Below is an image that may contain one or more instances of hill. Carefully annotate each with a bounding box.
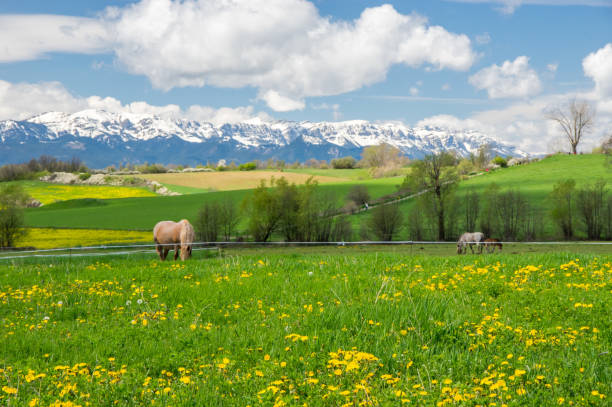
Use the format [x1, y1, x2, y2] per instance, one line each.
[352, 154, 610, 239]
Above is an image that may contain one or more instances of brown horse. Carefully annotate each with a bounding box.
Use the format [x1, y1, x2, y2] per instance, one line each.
[153, 220, 195, 261]
[484, 238, 503, 253]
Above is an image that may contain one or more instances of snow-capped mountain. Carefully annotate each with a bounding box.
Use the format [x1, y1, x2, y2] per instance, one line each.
[0, 109, 526, 167]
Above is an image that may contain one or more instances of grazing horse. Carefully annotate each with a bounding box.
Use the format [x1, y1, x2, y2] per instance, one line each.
[457, 232, 485, 254]
[484, 238, 503, 253]
[153, 220, 195, 261]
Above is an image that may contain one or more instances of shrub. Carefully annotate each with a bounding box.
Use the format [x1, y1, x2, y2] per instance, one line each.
[346, 185, 370, 206]
[331, 156, 356, 169]
[79, 172, 91, 181]
[492, 156, 508, 168]
[367, 203, 403, 241]
[239, 162, 257, 171]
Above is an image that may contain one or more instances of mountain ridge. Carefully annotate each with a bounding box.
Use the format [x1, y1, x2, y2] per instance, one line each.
[0, 109, 527, 167]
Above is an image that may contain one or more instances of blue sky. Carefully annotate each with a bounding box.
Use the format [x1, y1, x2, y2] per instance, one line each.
[0, 0, 611, 153]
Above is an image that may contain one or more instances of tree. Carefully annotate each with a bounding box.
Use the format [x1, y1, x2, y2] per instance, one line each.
[195, 202, 221, 242]
[404, 152, 458, 240]
[463, 189, 480, 233]
[367, 203, 403, 241]
[331, 156, 356, 169]
[479, 183, 500, 238]
[549, 179, 576, 239]
[346, 185, 370, 206]
[494, 189, 528, 241]
[547, 99, 595, 154]
[218, 199, 240, 241]
[360, 143, 402, 168]
[576, 179, 607, 240]
[0, 184, 28, 248]
[242, 178, 284, 241]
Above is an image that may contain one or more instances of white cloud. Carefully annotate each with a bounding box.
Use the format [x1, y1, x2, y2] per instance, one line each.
[103, 0, 475, 111]
[0, 79, 269, 124]
[583, 43, 612, 97]
[0, 15, 110, 62]
[469, 56, 542, 99]
[0, 1, 476, 112]
[441, 83, 452, 91]
[546, 63, 558, 73]
[409, 87, 420, 96]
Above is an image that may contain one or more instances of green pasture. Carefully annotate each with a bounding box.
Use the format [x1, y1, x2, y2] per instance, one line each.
[24, 179, 402, 230]
[4, 180, 155, 204]
[0, 252, 609, 406]
[459, 154, 609, 200]
[352, 154, 611, 239]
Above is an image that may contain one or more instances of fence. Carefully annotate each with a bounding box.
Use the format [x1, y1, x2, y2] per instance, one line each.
[0, 240, 610, 260]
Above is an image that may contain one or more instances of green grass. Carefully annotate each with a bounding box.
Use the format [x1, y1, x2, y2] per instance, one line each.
[353, 154, 611, 239]
[24, 179, 403, 230]
[459, 154, 609, 201]
[0, 252, 609, 406]
[5, 180, 156, 204]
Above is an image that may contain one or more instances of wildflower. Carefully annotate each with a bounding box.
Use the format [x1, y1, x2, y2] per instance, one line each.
[126, 300, 131, 306]
[137, 299, 144, 305]
[2, 386, 17, 395]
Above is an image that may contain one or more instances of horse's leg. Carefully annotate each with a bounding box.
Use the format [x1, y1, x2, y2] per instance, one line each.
[162, 248, 169, 261]
[156, 244, 163, 260]
[174, 245, 179, 261]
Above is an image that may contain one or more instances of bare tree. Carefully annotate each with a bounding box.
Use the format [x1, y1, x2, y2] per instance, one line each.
[547, 99, 595, 155]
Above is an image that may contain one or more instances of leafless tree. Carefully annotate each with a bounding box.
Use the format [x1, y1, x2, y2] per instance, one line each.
[547, 99, 595, 155]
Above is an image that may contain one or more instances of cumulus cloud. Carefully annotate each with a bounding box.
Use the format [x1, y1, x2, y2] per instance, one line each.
[583, 43, 612, 97]
[105, 0, 476, 111]
[0, 79, 268, 124]
[0, 15, 110, 62]
[469, 56, 542, 99]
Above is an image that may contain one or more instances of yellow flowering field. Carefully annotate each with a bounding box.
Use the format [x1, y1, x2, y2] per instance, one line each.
[20, 228, 151, 249]
[21, 181, 155, 205]
[0, 253, 610, 406]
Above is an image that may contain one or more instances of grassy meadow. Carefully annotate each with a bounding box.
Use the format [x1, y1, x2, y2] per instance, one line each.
[23, 177, 403, 231]
[18, 228, 151, 250]
[8, 181, 156, 205]
[0, 252, 610, 406]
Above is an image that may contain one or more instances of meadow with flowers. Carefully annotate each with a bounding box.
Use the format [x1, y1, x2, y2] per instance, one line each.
[1, 251, 610, 406]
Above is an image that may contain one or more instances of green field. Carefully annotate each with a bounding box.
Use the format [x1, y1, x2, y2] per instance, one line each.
[24, 178, 403, 231]
[5, 180, 156, 204]
[13, 154, 612, 242]
[0, 252, 610, 406]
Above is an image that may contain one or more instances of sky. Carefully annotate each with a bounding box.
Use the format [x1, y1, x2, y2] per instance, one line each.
[0, 0, 611, 154]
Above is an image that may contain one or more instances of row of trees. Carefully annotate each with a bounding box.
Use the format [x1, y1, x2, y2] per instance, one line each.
[0, 155, 87, 181]
[194, 178, 353, 243]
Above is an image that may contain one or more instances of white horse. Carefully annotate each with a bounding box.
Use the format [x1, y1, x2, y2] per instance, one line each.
[153, 220, 195, 261]
[457, 232, 485, 254]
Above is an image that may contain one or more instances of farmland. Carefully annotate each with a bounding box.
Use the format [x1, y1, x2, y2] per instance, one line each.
[18, 228, 151, 250]
[139, 170, 353, 192]
[7, 181, 156, 205]
[0, 252, 610, 406]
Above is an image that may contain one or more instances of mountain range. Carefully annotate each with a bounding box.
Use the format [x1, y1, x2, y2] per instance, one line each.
[0, 109, 526, 168]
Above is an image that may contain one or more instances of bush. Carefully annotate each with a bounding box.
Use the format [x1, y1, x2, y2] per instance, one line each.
[79, 172, 91, 181]
[367, 203, 403, 241]
[239, 162, 257, 171]
[346, 185, 370, 206]
[492, 156, 508, 168]
[331, 156, 356, 169]
[137, 164, 167, 174]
